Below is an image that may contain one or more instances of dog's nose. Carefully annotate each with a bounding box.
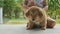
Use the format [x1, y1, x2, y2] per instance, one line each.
[32, 19, 35, 21]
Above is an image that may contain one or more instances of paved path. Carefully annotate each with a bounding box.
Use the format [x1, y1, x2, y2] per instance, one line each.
[0, 24, 60, 34]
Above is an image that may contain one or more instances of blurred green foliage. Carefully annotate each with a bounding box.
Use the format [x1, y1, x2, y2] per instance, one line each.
[0, 0, 3, 7]
[0, 0, 60, 24]
[3, 0, 23, 18]
[46, 0, 60, 19]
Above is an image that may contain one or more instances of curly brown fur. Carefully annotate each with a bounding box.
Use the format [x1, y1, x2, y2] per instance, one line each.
[25, 6, 47, 30]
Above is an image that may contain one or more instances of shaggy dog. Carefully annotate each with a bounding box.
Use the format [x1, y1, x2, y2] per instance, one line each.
[25, 6, 47, 30]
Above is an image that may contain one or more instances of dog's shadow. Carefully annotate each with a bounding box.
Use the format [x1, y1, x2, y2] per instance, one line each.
[26, 27, 54, 31]
[27, 28, 44, 31]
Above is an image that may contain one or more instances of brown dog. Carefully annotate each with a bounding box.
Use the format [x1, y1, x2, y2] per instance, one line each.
[25, 6, 47, 30]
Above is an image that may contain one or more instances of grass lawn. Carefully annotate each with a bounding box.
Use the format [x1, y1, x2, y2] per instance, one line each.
[5, 20, 28, 24]
[3, 17, 28, 24]
[56, 19, 60, 24]
[3, 17, 60, 24]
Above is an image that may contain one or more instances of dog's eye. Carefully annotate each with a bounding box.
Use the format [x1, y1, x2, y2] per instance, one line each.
[37, 13, 40, 15]
[30, 13, 32, 15]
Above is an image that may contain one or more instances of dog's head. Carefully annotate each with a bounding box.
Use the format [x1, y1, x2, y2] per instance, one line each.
[25, 6, 44, 22]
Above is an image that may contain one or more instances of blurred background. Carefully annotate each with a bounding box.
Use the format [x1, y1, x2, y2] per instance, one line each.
[0, 0, 60, 24]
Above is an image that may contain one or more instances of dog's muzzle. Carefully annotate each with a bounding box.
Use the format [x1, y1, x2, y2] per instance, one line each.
[32, 20, 41, 25]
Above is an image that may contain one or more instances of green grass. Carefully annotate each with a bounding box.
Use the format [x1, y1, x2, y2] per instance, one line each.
[3, 17, 28, 24]
[56, 19, 60, 24]
[4, 19, 60, 24]
[3, 17, 60, 24]
[5, 20, 27, 24]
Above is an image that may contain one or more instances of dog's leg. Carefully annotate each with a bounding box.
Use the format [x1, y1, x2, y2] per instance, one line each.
[27, 21, 34, 30]
[41, 21, 47, 30]
[26, 23, 28, 27]
[41, 18, 47, 30]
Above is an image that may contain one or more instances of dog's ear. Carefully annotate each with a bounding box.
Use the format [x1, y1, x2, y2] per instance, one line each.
[25, 8, 32, 17]
[25, 11, 30, 17]
[36, 8, 43, 17]
[39, 11, 43, 17]
[39, 8, 46, 17]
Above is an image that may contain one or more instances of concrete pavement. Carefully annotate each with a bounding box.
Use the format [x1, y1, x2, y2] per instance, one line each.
[0, 24, 60, 34]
